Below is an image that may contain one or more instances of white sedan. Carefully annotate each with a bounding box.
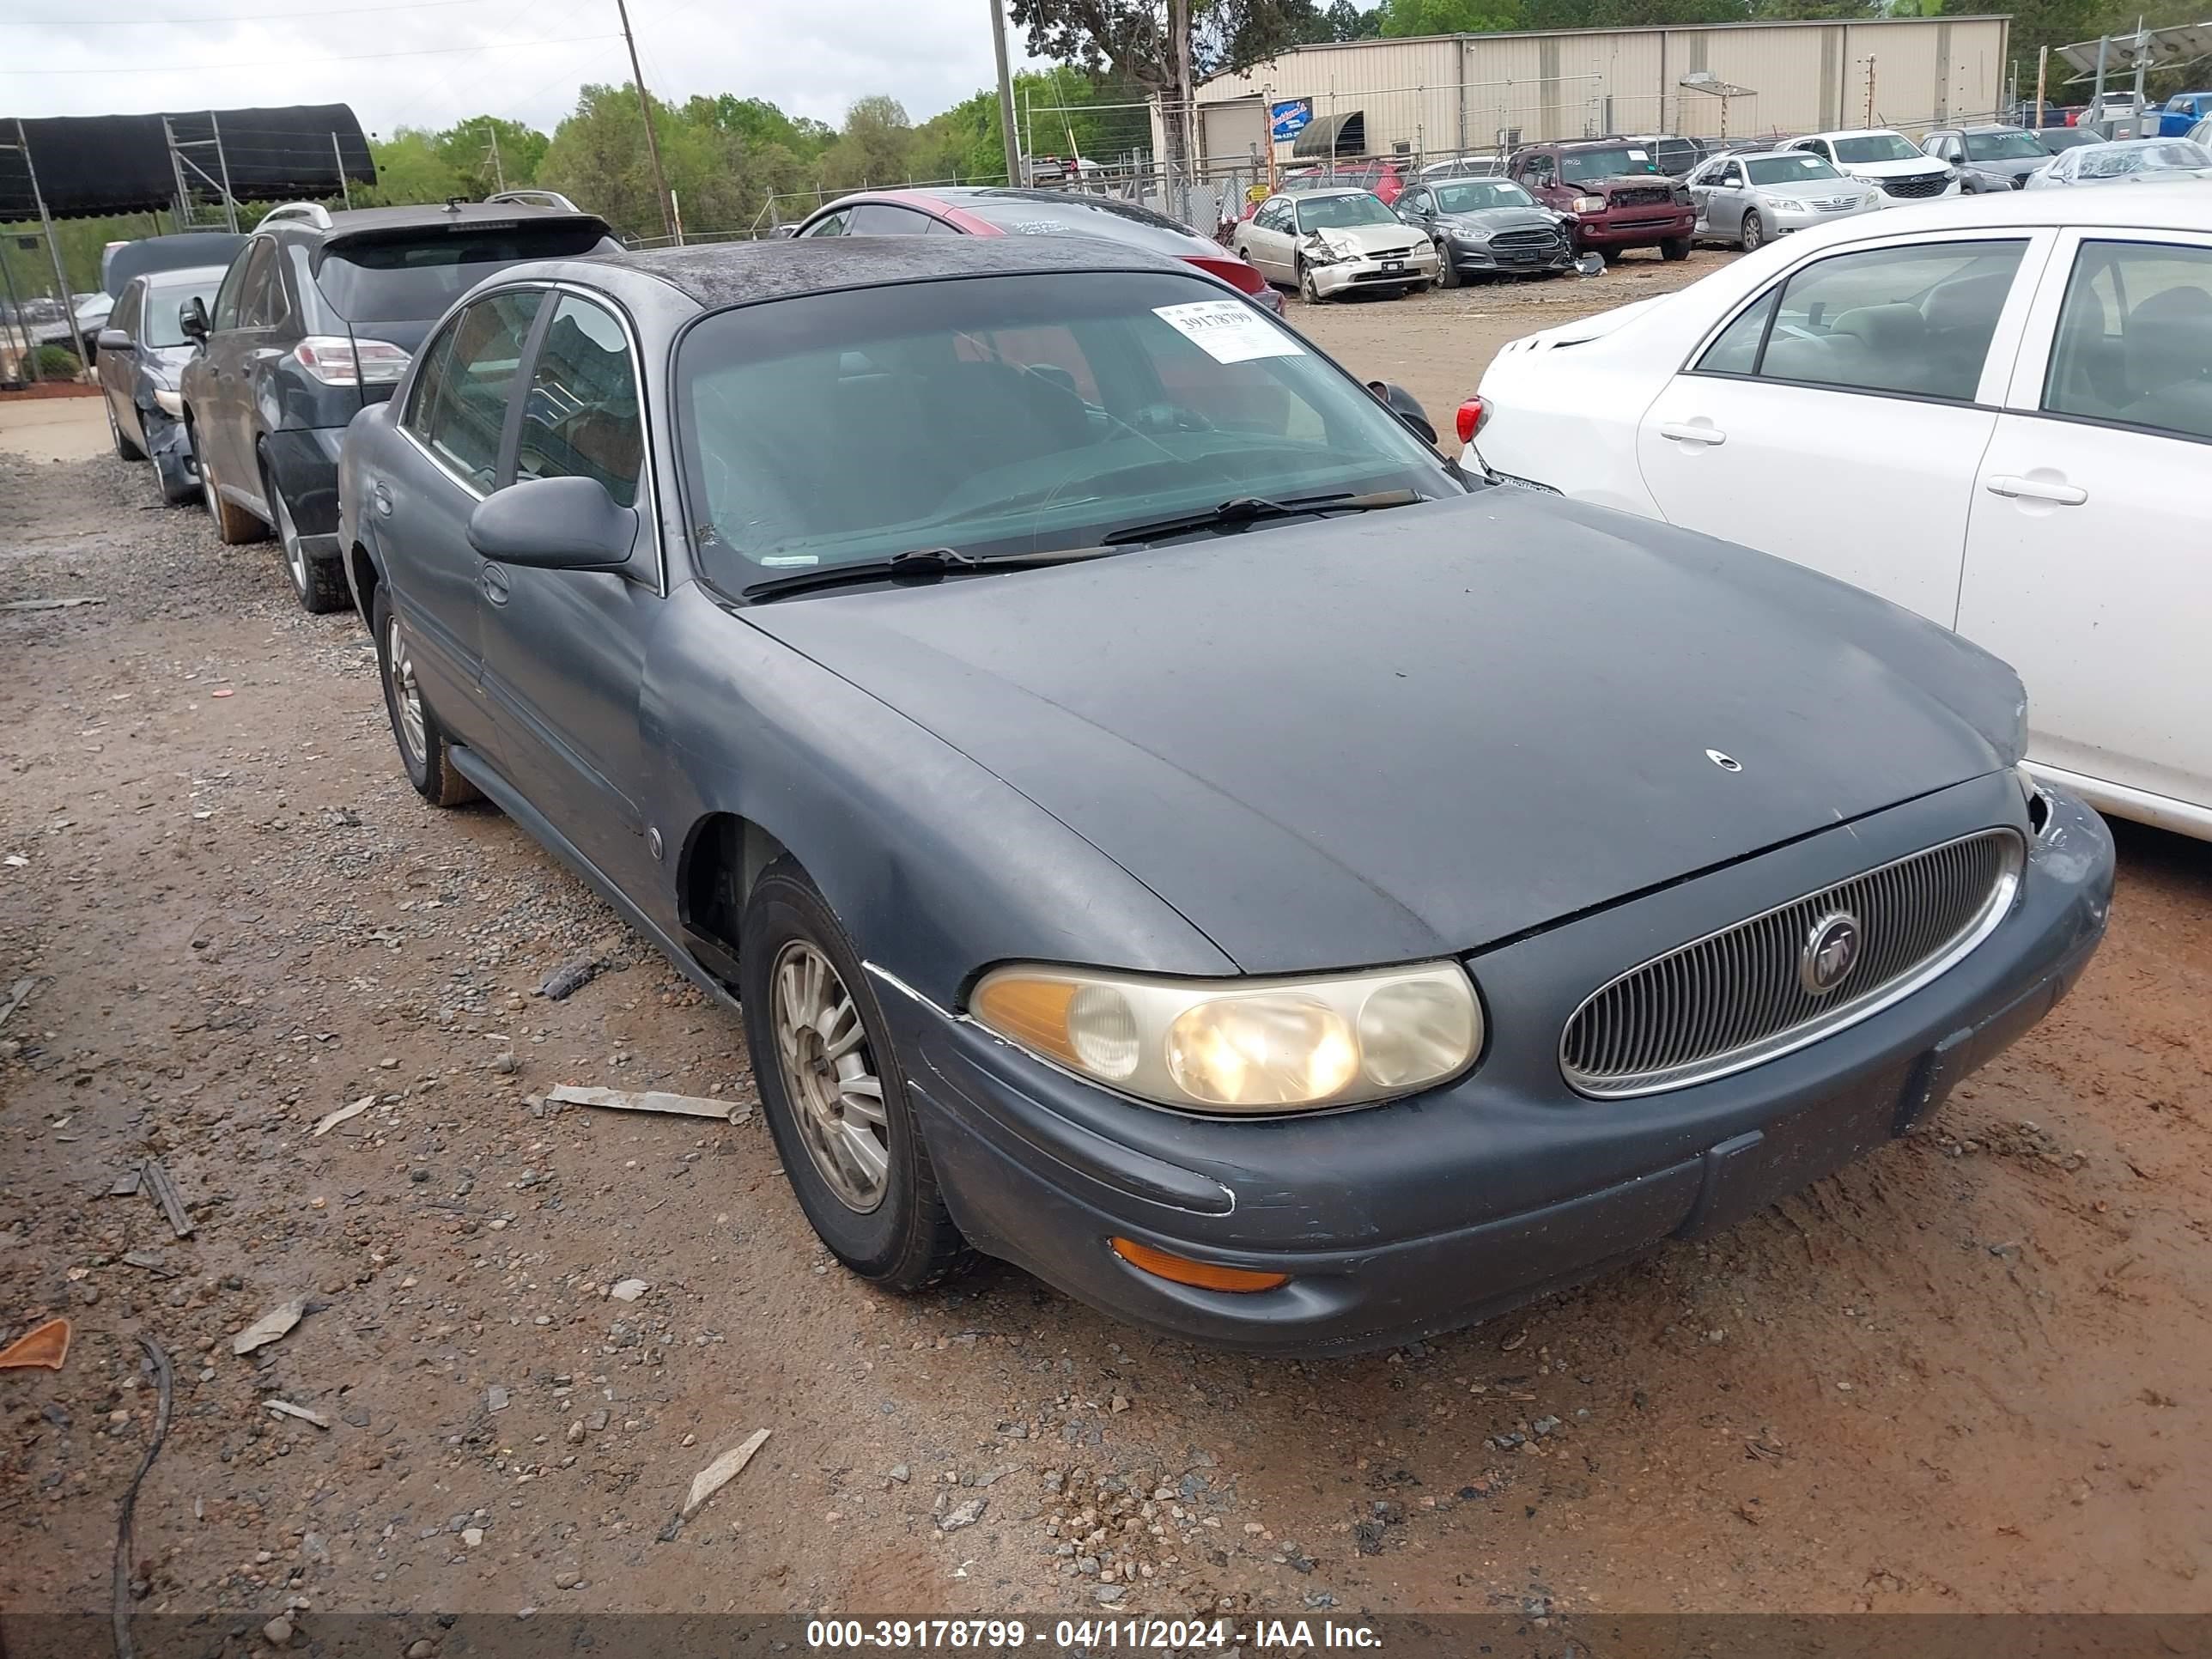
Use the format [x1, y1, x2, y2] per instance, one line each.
[1474, 185, 2212, 839]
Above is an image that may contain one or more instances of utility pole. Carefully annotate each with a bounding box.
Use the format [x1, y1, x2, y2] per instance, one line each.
[988, 0, 1021, 185]
[483, 121, 506, 194]
[613, 0, 677, 240]
[2033, 45, 2048, 125]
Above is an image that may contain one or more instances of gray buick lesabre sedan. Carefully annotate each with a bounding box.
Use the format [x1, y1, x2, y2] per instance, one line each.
[336, 235, 2112, 1354]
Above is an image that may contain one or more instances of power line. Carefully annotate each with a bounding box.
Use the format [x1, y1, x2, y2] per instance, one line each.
[2, 0, 491, 25]
[1, 32, 623, 73]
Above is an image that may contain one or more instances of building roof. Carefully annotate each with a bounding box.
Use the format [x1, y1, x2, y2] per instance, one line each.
[591, 234, 1187, 310]
[1217, 13, 2010, 59]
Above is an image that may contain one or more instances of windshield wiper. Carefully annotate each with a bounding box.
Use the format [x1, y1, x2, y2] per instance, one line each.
[740, 544, 1118, 602]
[1102, 489, 1423, 546]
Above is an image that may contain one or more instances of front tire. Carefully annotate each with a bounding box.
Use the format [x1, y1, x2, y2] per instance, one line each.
[1740, 212, 1765, 253]
[107, 398, 145, 463]
[740, 860, 974, 1292]
[1297, 259, 1326, 305]
[145, 414, 199, 506]
[372, 583, 480, 808]
[1661, 236, 1692, 262]
[1436, 243, 1460, 289]
[196, 433, 268, 546]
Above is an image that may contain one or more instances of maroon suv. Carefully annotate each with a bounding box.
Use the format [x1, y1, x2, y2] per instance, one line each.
[1507, 140, 1695, 261]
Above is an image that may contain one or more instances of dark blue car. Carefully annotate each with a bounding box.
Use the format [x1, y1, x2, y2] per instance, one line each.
[335, 235, 2112, 1354]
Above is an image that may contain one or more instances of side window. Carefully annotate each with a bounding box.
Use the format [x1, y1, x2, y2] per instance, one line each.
[1696, 240, 2027, 402]
[210, 246, 255, 331]
[847, 203, 935, 235]
[515, 295, 643, 507]
[1719, 164, 1743, 186]
[418, 288, 546, 490]
[112, 283, 141, 339]
[401, 319, 459, 439]
[1698, 290, 1778, 375]
[2044, 239, 2212, 442]
[802, 211, 850, 237]
[234, 240, 280, 330]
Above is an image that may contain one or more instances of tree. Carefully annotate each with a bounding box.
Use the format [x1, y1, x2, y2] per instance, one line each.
[818, 97, 921, 189]
[1322, 0, 1385, 36]
[362, 129, 466, 206]
[1376, 0, 1520, 32]
[432, 117, 550, 196]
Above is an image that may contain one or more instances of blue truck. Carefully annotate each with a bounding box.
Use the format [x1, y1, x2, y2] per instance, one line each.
[2157, 91, 2212, 135]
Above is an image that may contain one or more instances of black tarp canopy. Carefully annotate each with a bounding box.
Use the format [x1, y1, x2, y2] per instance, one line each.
[1, 104, 375, 220]
[1291, 111, 1367, 160]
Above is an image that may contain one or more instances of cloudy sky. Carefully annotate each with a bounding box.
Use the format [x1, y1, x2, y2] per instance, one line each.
[0, 0, 1044, 137]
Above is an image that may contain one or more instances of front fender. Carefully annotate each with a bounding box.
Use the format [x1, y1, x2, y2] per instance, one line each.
[641, 582, 1234, 1010]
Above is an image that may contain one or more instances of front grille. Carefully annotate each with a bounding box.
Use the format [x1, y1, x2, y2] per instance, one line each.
[1610, 185, 1673, 208]
[1559, 829, 2023, 1097]
[1613, 216, 1678, 232]
[1881, 173, 1948, 198]
[1808, 197, 1861, 211]
[1493, 228, 1564, 252]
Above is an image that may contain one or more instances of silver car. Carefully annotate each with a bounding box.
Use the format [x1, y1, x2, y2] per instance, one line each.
[1232, 187, 1439, 303]
[93, 264, 226, 505]
[2025, 137, 2212, 188]
[1686, 149, 1883, 252]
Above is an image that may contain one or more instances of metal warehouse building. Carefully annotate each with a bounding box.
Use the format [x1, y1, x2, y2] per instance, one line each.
[1164, 16, 2012, 169]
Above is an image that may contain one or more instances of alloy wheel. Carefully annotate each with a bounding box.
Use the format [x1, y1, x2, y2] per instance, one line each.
[1741, 213, 1764, 253]
[271, 478, 307, 595]
[386, 616, 426, 766]
[770, 940, 890, 1213]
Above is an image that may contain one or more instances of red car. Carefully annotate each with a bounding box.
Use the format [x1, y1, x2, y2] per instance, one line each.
[787, 187, 1281, 313]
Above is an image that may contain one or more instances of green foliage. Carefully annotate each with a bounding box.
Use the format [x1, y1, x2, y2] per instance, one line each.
[362, 129, 467, 206]
[31, 343, 84, 378]
[1377, 0, 1521, 33]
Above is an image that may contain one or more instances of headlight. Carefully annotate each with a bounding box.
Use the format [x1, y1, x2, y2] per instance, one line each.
[1448, 226, 1490, 246]
[154, 387, 184, 417]
[1304, 235, 1355, 265]
[1571, 194, 1604, 213]
[971, 960, 1482, 1114]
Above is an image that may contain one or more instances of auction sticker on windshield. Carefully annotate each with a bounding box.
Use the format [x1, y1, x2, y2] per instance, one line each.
[1153, 301, 1307, 365]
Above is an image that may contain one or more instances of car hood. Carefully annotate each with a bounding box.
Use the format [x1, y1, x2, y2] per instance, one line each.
[1437, 207, 1562, 235]
[1306, 222, 1425, 256]
[1832, 155, 1951, 179]
[742, 492, 2023, 974]
[1964, 155, 2050, 180]
[1584, 173, 1673, 194]
[1754, 178, 1877, 202]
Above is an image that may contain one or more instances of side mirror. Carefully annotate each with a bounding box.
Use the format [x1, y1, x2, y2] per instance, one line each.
[770, 223, 799, 240]
[180, 298, 210, 342]
[96, 328, 131, 353]
[1366, 380, 1436, 446]
[466, 475, 637, 570]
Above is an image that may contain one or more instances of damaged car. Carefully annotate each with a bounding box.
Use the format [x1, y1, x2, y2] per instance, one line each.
[338, 234, 2112, 1354]
[94, 264, 228, 505]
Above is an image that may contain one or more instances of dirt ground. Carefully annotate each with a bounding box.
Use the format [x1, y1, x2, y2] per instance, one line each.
[4, 258, 2212, 1641]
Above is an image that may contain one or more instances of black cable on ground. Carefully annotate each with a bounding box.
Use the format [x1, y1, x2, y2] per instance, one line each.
[110, 1334, 173, 1659]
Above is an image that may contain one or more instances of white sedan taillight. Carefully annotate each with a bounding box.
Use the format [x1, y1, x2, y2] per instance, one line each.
[294, 336, 410, 386]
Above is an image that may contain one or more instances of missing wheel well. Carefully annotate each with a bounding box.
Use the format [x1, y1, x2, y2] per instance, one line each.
[678, 815, 787, 986]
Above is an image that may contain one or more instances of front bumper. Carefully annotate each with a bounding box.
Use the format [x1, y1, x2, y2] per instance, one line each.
[881, 775, 2112, 1355]
[1308, 244, 1439, 296]
[1765, 198, 1887, 234]
[1443, 238, 1573, 276]
[1572, 210, 1695, 247]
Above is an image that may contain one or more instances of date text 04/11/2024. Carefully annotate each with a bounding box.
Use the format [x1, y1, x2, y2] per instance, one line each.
[804, 1617, 1384, 1650]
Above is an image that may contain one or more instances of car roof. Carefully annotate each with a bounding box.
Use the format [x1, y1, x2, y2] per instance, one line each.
[584, 234, 1191, 310]
[262, 202, 597, 238]
[133, 264, 231, 285]
[1800, 128, 1905, 140]
[1285, 186, 1376, 201]
[1960, 123, 2032, 133]
[1717, 149, 1810, 161]
[1784, 179, 2212, 242]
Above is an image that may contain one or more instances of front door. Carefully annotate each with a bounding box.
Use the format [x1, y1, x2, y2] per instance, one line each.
[1636, 231, 2045, 627]
[1237, 198, 1296, 282]
[1692, 161, 1748, 241]
[1958, 229, 2212, 824]
[99, 281, 143, 448]
[373, 286, 547, 750]
[198, 240, 269, 495]
[478, 290, 659, 887]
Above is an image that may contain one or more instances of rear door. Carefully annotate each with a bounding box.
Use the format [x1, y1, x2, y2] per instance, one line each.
[100, 280, 143, 445]
[202, 236, 276, 495]
[1958, 228, 2212, 825]
[477, 290, 659, 884]
[1634, 229, 2049, 626]
[374, 285, 548, 751]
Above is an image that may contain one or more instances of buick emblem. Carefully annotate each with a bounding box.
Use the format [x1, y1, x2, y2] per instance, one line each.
[1801, 911, 1862, 996]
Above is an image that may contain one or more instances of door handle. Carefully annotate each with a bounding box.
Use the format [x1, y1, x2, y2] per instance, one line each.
[1985, 473, 2087, 506]
[371, 479, 392, 518]
[1658, 422, 1727, 446]
[480, 562, 510, 605]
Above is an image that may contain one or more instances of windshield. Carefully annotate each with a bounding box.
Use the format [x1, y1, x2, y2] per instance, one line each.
[1964, 130, 2049, 161]
[1296, 193, 1396, 230]
[143, 274, 219, 347]
[313, 222, 611, 323]
[2080, 140, 2211, 176]
[675, 270, 1460, 590]
[1830, 132, 1924, 164]
[1559, 147, 1660, 182]
[2039, 129, 2097, 150]
[1432, 180, 1536, 212]
[1747, 155, 1841, 184]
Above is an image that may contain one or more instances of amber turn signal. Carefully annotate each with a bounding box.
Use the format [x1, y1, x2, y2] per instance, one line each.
[1109, 1237, 1290, 1293]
